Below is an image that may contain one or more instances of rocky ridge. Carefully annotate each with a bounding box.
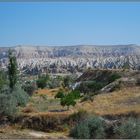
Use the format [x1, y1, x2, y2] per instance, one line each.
[0, 44, 140, 74]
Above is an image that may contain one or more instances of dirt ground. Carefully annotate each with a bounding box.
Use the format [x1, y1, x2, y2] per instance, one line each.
[0, 125, 69, 139]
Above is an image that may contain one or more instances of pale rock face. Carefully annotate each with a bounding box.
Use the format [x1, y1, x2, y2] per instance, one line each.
[0, 44, 140, 74]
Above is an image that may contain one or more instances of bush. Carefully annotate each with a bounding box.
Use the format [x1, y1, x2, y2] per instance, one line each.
[76, 81, 104, 94]
[0, 86, 17, 116]
[0, 84, 29, 116]
[68, 110, 88, 126]
[0, 93, 17, 116]
[62, 76, 71, 88]
[36, 74, 49, 89]
[48, 78, 62, 89]
[70, 119, 90, 139]
[70, 90, 81, 99]
[88, 116, 105, 139]
[114, 118, 140, 139]
[70, 116, 105, 139]
[22, 81, 36, 96]
[108, 73, 121, 83]
[12, 85, 29, 107]
[55, 91, 65, 99]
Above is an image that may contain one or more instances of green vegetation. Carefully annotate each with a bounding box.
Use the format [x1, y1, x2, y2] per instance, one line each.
[55, 91, 65, 99]
[8, 49, 18, 90]
[0, 71, 7, 90]
[63, 76, 71, 88]
[55, 90, 81, 110]
[12, 84, 29, 107]
[76, 72, 121, 94]
[0, 50, 29, 116]
[22, 81, 36, 96]
[114, 118, 140, 139]
[0, 84, 29, 116]
[36, 74, 49, 89]
[61, 90, 81, 110]
[0, 86, 17, 116]
[76, 81, 105, 94]
[108, 73, 121, 83]
[70, 116, 105, 139]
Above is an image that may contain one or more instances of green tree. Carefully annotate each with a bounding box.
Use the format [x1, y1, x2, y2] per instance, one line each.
[0, 50, 29, 117]
[60, 90, 80, 110]
[8, 49, 18, 90]
[60, 95, 76, 110]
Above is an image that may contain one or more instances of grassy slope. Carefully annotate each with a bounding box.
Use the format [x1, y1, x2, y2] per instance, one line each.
[76, 86, 140, 116]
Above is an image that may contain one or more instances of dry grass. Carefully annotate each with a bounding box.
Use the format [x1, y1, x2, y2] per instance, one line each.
[35, 88, 60, 98]
[17, 111, 73, 132]
[75, 86, 140, 116]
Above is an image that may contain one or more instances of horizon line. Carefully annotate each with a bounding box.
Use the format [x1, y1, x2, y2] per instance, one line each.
[0, 43, 138, 48]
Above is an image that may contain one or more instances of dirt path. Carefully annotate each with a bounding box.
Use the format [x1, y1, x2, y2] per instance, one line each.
[0, 125, 69, 139]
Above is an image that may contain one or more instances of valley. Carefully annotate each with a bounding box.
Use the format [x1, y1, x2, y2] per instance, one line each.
[0, 46, 140, 139]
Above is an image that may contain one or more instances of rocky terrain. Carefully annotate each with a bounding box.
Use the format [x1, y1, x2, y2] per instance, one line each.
[0, 44, 140, 74]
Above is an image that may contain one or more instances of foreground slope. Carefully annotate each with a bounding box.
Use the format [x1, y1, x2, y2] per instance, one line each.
[75, 69, 140, 116]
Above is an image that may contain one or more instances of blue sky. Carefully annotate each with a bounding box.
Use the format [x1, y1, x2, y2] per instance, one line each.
[0, 2, 140, 47]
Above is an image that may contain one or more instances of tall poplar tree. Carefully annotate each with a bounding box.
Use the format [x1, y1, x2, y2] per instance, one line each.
[8, 49, 18, 90]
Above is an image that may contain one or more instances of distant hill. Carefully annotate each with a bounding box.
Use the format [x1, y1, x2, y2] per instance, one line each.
[0, 44, 140, 74]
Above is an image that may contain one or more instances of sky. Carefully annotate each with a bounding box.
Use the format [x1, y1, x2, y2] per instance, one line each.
[0, 2, 140, 47]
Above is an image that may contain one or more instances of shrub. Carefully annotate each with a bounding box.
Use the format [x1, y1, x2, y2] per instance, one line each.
[70, 119, 90, 139]
[22, 81, 36, 96]
[88, 116, 105, 139]
[70, 116, 105, 139]
[108, 73, 121, 83]
[55, 91, 65, 99]
[114, 118, 140, 139]
[68, 110, 88, 126]
[48, 78, 62, 89]
[62, 76, 71, 88]
[36, 74, 49, 89]
[0, 84, 29, 116]
[12, 85, 29, 107]
[87, 81, 104, 92]
[0, 86, 17, 116]
[0, 94, 17, 116]
[70, 90, 81, 99]
[76, 81, 104, 94]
